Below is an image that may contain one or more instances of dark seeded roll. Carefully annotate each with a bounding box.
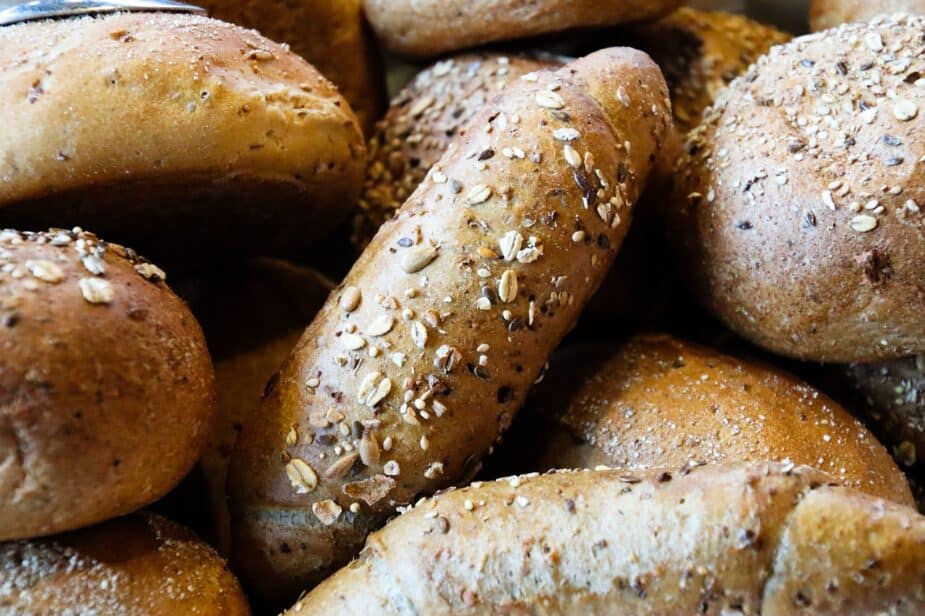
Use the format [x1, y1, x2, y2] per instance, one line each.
[671, 14, 925, 362]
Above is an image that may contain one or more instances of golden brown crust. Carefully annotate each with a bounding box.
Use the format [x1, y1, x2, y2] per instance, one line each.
[198, 0, 384, 134]
[0, 228, 213, 541]
[671, 15, 925, 362]
[0, 13, 365, 255]
[525, 335, 913, 506]
[228, 48, 672, 601]
[362, 0, 686, 58]
[830, 355, 925, 468]
[188, 260, 334, 554]
[810, 0, 925, 31]
[627, 8, 791, 133]
[288, 463, 925, 615]
[0, 512, 250, 614]
[354, 53, 566, 250]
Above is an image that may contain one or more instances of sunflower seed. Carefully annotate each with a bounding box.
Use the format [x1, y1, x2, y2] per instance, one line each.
[359, 431, 381, 466]
[563, 145, 582, 169]
[616, 86, 631, 107]
[411, 321, 428, 348]
[553, 128, 580, 141]
[325, 452, 359, 478]
[535, 91, 565, 109]
[340, 286, 361, 312]
[401, 245, 439, 273]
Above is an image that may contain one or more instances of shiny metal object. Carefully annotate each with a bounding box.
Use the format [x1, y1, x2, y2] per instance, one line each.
[0, 0, 206, 26]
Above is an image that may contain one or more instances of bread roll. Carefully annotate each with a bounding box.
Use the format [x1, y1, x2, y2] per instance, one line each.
[520, 335, 912, 505]
[0, 228, 213, 540]
[0, 512, 249, 614]
[197, 0, 384, 134]
[289, 463, 925, 614]
[0, 13, 365, 257]
[810, 0, 925, 31]
[829, 355, 925, 468]
[671, 14, 925, 362]
[228, 48, 672, 601]
[355, 53, 565, 250]
[627, 8, 791, 133]
[188, 259, 334, 554]
[363, 0, 685, 58]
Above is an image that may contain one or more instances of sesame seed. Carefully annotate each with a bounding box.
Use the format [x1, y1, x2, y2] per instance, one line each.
[339, 288, 361, 312]
[476, 297, 492, 311]
[383, 460, 400, 476]
[571, 231, 586, 243]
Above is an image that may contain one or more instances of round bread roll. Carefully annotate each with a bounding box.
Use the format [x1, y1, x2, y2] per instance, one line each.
[188, 259, 334, 554]
[829, 355, 925, 468]
[810, 0, 925, 31]
[197, 0, 384, 134]
[0, 512, 250, 614]
[0, 13, 365, 257]
[515, 335, 913, 506]
[363, 0, 686, 58]
[0, 228, 214, 540]
[354, 53, 565, 250]
[290, 463, 925, 615]
[626, 8, 791, 133]
[671, 14, 925, 362]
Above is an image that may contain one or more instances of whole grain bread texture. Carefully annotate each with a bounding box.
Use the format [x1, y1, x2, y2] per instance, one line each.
[828, 354, 925, 469]
[0, 228, 214, 541]
[197, 0, 384, 134]
[518, 334, 913, 505]
[289, 462, 925, 615]
[626, 8, 791, 133]
[810, 0, 925, 31]
[227, 48, 672, 601]
[671, 14, 925, 362]
[363, 0, 686, 58]
[354, 53, 566, 250]
[0, 512, 250, 614]
[0, 13, 365, 258]
[187, 259, 334, 554]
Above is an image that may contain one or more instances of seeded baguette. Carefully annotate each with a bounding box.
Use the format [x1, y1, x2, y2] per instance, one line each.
[0, 228, 213, 541]
[355, 53, 566, 250]
[518, 335, 913, 505]
[363, 0, 685, 58]
[0, 512, 250, 614]
[198, 0, 384, 134]
[228, 48, 672, 600]
[671, 14, 925, 362]
[188, 259, 334, 554]
[288, 462, 925, 615]
[0, 13, 365, 256]
[810, 0, 925, 31]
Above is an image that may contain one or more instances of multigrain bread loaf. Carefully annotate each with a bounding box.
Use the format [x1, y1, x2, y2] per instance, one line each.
[363, 0, 686, 58]
[289, 462, 925, 615]
[228, 48, 672, 601]
[197, 0, 384, 134]
[671, 14, 925, 362]
[0, 512, 250, 614]
[0, 228, 213, 541]
[626, 8, 791, 133]
[828, 355, 925, 468]
[354, 53, 566, 250]
[0, 13, 365, 257]
[187, 259, 334, 554]
[810, 0, 925, 31]
[518, 335, 913, 505]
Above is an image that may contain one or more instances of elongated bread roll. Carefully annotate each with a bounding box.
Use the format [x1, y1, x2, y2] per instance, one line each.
[228, 48, 672, 600]
[519, 335, 913, 505]
[289, 463, 925, 615]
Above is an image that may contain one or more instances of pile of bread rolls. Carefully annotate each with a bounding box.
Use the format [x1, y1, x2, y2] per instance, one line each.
[2, 0, 925, 613]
